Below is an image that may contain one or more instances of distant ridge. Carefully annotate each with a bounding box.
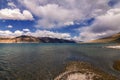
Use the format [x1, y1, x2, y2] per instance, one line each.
[90, 32, 120, 43]
[0, 35, 75, 43]
[14, 35, 40, 43]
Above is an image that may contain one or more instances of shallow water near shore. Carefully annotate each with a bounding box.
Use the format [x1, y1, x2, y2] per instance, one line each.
[0, 43, 120, 80]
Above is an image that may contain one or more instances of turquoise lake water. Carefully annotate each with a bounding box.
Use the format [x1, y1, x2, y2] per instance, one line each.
[0, 43, 120, 80]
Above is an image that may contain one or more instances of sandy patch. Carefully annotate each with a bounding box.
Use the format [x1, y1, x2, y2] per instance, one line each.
[66, 73, 94, 80]
[106, 46, 120, 49]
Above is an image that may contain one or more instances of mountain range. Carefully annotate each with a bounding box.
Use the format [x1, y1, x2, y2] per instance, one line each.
[0, 35, 75, 43]
[1, 32, 120, 43]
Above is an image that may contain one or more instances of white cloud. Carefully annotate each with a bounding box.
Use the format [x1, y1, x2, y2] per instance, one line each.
[8, 2, 16, 8]
[77, 8, 120, 41]
[23, 29, 30, 32]
[0, 30, 13, 38]
[18, 0, 110, 29]
[14, 30, 24, 36]
[7, 25, 13, 28]
[0, 8, 34, 20]
[26, 30, 71, 39]
[0, 30, 71, 40]
[33, 4, 80, 28]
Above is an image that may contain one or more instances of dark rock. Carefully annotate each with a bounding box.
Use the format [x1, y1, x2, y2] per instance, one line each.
[113, 60, 120, 72]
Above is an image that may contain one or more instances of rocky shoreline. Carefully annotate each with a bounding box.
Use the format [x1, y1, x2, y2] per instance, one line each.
[54, 61, 118, 80]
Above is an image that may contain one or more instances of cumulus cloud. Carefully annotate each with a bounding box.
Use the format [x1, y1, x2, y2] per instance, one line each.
[0, 8, 34, 20]
[14, 30, 24, 36]
[31, 4, 80, 29]
[0, 30, 71, 40]
[77, 8, 120, 41]
[0, 30, 13, 38]
[18, 0, 110, 29]
[26, 30, 71, 39]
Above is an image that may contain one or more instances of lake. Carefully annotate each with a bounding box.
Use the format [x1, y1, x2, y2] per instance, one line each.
[0, 43, 120, 80]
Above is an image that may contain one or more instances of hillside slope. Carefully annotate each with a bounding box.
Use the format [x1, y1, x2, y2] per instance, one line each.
[90, 33, 120, 43]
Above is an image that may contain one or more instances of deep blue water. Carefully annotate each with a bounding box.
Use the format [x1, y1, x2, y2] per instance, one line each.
[0, 43, 120, 80]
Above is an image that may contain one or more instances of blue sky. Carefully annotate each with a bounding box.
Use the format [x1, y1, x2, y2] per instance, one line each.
[0, 0, 120, 41]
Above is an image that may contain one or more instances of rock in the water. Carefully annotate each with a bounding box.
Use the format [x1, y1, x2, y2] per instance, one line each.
[54, 61, 117, 80]
[113, 60, 120, 72]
